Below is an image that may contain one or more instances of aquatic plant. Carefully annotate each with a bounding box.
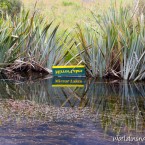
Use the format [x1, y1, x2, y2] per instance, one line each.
[0, 4, 144, 81]
[0, 10, 73, 74]
[74, 5, 145, 80]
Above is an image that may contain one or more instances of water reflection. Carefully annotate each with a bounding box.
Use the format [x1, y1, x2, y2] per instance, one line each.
[0, 77, 144, 144]
[52, 77, 86, 87]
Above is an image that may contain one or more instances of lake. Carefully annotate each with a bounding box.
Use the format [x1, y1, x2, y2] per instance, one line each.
[0, 77, 144, 145]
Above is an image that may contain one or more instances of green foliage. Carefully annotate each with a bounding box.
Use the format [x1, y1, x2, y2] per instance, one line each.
[62, 1, 74, 6]
[0, 0, 22, 16]
[0, 10, 73, 69]
[74, 5, 145, 81]
[0, 4, 144, 81]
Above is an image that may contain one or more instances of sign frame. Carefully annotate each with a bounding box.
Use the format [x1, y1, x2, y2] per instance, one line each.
[52, 65, 86, 77]
[52, 77, 86, 87]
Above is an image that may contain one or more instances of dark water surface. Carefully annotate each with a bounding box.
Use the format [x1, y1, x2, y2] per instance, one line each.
[0, 77, 144, 145]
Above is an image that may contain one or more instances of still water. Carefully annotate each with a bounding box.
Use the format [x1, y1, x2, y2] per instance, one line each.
[0, 77, 144, 145]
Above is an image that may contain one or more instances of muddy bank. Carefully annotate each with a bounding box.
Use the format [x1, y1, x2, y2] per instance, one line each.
[0, 100, 95, 124]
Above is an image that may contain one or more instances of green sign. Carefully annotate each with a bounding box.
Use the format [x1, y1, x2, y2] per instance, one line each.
[52, 65, 85, 77]
[52, 77, 86, 87]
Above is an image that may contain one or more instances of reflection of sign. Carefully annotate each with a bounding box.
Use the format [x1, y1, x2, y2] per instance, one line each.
[52, 66, 85, 77]
[52, 77, 86, 87]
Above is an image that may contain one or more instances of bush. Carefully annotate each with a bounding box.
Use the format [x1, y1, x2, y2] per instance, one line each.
[0, 0, 22, 16]
[62, 1, 74, 6]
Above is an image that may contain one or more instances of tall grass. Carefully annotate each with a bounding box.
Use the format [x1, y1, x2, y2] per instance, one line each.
[74, 5, 145, 81]
[0, 10, 73, 70]
[0, 4, 144, 81]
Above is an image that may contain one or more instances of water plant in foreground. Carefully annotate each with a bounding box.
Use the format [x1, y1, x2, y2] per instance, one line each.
[0, 5, 144, 81]
[0, 10, 74, 75]
[74, 5, 145, 81]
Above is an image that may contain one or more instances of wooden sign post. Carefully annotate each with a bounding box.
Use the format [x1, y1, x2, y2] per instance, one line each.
[52, 65, 85, 77]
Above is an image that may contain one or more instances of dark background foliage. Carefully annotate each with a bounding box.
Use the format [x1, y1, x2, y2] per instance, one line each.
[0, 0, 22, 17]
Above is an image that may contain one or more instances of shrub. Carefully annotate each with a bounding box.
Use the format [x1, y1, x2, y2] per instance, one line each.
[62, 1, 74, 6]
[0, 0, 22, 17]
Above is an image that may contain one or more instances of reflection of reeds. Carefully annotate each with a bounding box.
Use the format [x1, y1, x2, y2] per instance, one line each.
[92, 82, 145, 135]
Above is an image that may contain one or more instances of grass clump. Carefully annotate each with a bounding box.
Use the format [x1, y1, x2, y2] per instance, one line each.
[0, 10, 73, 73]
[74, 5, 145, 81]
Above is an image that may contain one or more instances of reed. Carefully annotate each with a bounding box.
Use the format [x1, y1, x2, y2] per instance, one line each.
[0, 10, 73, 73]
[0, 4, 144, 81]
[75, 5, 145, 80]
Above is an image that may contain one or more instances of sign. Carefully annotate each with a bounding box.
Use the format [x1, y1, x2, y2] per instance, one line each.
[52, 65, 85, 77]
[52, 77, 86, 87]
